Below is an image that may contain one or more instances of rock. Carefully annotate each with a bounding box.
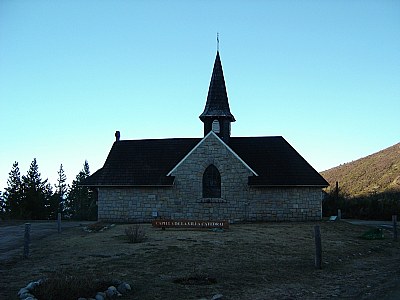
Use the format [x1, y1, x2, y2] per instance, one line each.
[111, 279, 122, 286]
[95, 292, 106, 300]
[117, 282, 131, 294]
[18, 288, 29, 296]
[26, 281, 40, 291]
[211, 294, 223, 300]
[19, 292, 35, 299]
[105, 286, 119, 298]
[19, 293, 35, 300]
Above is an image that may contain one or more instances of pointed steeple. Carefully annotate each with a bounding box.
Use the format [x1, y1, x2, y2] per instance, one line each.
[199, 51, 235, 122]
[199, 51, 235, 143]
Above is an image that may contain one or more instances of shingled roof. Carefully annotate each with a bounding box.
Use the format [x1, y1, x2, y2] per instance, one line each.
[83, 136, 328, 187]
[199, 51, 235, 122]
[230, 137, 328, 186]
[84, 138, 200, 186]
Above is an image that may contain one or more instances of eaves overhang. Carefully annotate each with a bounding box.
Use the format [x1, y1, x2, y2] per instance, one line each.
[81, 184, 175, 188]
[248, 184, 329, 188]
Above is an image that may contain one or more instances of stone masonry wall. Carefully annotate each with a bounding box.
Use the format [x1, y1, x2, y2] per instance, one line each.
[97, 134, 323, 222]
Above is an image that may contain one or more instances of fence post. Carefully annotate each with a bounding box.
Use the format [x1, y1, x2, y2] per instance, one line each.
[57, 213, 62, 233]
[314, 225, 322, 269]
[393, 215, 398, 241]
[23, 223, 31, 259]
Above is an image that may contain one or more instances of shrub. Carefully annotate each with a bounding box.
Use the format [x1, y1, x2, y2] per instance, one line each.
[84, 221, 113, 232]
[32, 270, 112, 300]
[124, 224, 147, 243]
[323, 191, 400, 220]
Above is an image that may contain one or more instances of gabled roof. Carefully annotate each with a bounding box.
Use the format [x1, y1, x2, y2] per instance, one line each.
[230, 137, 328, 187]
[167, 131, 258, 176]
[83, 138, 200, 187]
[83, 136, 328, 187]
[199, 51, 235, 122]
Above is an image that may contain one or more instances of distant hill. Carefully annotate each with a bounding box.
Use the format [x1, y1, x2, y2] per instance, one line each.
[321, 143, 400, 198]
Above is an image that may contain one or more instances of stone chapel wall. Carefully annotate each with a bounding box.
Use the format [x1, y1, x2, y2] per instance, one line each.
[97, 134, 322, 222]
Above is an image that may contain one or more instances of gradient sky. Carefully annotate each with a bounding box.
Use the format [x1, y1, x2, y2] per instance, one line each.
[1, 0, 399, 189]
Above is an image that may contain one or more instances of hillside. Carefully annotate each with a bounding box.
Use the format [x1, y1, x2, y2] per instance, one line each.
[321, 142, 400, 197]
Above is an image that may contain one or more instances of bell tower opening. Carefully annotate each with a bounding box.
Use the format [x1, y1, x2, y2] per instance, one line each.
[212, 120, 220, 133]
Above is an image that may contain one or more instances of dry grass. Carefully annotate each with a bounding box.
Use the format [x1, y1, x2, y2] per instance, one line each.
[124, 224, 147, 243]
[1, 221, 399, 299]
[321, 142, 400, 197]
[31, 269, 113, 300]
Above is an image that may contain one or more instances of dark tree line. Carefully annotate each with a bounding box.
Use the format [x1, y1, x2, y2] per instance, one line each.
[0, 159, 96, 220]
[323, 185, 400, 220]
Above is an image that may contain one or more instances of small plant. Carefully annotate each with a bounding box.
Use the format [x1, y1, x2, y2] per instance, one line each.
[32, 270, 111, 300]
[124, 224, 147, 243]
[173, 274, 217, 285]
[85, 221, 111, 232]
[361, 228, 385, 240]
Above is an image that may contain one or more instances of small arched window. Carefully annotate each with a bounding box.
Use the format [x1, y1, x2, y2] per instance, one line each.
[212, 120, 220, 133]
[203, 164, 221, 198]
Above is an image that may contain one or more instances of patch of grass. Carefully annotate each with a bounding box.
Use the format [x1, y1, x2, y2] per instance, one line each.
[2, 222, 400, 299]
[173, 274, 217, 285]
[85, 221, 111, 232]
[360, 228, 385, 240]
[124, 224, 147, 243]
[31, 269, 112, 300]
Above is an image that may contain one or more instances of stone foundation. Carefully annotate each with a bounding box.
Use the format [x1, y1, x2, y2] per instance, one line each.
[97, 186, 322, 223]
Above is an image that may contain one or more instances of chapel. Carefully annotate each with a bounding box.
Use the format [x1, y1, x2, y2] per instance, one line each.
[83, 51, 328, 223]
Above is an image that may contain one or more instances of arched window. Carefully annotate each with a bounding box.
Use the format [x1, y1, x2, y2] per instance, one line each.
[212, 119, 220, 133]
[203, 164, 221, 198]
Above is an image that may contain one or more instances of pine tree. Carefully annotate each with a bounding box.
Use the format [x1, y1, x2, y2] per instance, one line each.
[57, 164, 68, 197]
[0, 191, 5, 218]
[45, 181, 58, 219]
[22, 158, 51, 219]
[53, 164, 68, 218]
[3, 162, 23, 219]
[66, 160, 96, 220]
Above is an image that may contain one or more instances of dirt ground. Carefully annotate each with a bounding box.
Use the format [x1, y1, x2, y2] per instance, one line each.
[1, 221, 399, 300]
[0, 221, 91, 261]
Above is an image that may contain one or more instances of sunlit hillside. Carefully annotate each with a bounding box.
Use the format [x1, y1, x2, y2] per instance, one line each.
[321, 143, 400, 197]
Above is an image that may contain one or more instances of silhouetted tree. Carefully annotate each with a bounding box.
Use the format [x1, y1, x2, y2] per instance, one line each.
[52, 164, 68, 218]
[66, 160, 96, 220]
[0, 191, 5, 218]
[22, 158, 51, 219]
[3, 162, 23, 219]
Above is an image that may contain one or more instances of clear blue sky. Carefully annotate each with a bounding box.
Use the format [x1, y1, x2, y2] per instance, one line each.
[1, 0, 399, 189]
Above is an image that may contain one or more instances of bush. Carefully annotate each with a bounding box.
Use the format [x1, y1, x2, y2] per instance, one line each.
[323, 191, 400, 220]
[32, 270, 112, 300]
[124, 224, 147, 243]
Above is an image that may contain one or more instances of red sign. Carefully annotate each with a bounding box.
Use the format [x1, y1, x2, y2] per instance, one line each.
[152, 219, 229, 229]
